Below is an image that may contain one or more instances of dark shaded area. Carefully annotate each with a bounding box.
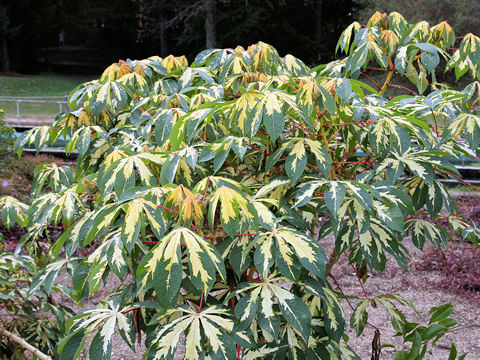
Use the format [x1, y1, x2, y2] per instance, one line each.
[0, 0, 357, 74]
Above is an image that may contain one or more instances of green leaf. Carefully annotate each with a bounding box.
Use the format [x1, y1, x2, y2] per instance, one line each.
[58, 330, 87, 360]
[420, 323, 447, 341]
[154, 110, 174, 146]
[429, 304, 454, 324]
[285, 140, 307, 182]
[322, 287, 345, 342]
[325, 182, 346, 217]
[350, 300, 368, 336]
[1, 203, 17, 229]
[263, 93, 284, 141]
[270, 283, 312, 341]
[407, 219, 447, 249]
[234, 293, 259, 331]
[137, 228, 226, 304]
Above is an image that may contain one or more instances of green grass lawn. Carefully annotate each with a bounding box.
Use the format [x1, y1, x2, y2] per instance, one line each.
[0, 73, 95, 118]
[0, 73, 95, 97]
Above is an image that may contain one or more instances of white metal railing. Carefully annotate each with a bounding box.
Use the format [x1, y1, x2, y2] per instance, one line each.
[0, 96, 69, 123]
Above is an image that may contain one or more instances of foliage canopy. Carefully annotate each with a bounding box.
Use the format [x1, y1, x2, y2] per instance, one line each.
[2, 11, 480, 359]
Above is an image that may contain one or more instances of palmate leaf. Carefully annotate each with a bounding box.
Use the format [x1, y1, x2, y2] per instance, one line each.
[86, 230, 128, 280]
[302, 279, 346, 343]
[84, 194, 165, 253]
[263, 92, 285, 141]
[90, 81, 132, 115]
[368, 116, 412, 154]
[66, 125, 107, 157]
[297, 78, 336, 116]
[235, 274, 312, 342]
[29, 258, 70, 296]
[374, 149, 436, 185]
[51, 188, 84, 223]
[58, 300, 135, 360]
[0, 196, 28, 229]
[14, 125, 50, 154]
[146, 305, 235, 360]
[445, 113, 480, 149]
[137, 227, 226, 305]
[164, 185, 203, 227]
[208, 185, 257, 236]
[255, 227, 327, 280]
[98, 152, 164, 196]
[406, 219, 448, 249]
[272, 137, 331, 184]
[32, 162, 74, 196]
[459, 33, 480, 64]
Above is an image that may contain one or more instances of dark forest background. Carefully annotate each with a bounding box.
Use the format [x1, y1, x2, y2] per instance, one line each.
[1, 0, 479, 74]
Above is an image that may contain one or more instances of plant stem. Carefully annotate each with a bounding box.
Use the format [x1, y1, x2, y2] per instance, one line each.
[452, 118, 466, 141]
[325, 249, 338, 277]
[430, 109, 440, 137]
[0, 327, 52, 360]
[317, 109, 337, 180]
[379, 57, 394, 95]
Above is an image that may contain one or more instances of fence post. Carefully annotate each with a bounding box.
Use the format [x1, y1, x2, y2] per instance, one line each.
[65, 94, 69, 113]
[16, 100, 20, 125]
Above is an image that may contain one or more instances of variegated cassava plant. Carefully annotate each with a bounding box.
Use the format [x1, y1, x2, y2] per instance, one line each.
[3, 11, 480, 359]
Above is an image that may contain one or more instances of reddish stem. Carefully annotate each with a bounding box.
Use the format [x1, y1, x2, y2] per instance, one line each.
[203, 177, 211, 203]
[360, 72, 382, 90]
[436, 168, 480, 192]
[430, 109, 440, 137]
[225, 162, 262, 183]
[204, 233, 255, 239]
[157, 205, 180, 214]
[277, 76, 300, 92]
[224, 91, 238, 99]
[199, 292, 204, 311]
[350, 260, 369, 298]
[323, 121, 373, 127]
[387, 83, 418, 95]
[248, 144, 268, 155]
[333, 161, 376, 164]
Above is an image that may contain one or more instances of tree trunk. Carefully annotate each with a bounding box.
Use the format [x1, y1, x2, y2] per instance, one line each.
[204, 0, 216, 48]
[160, 19, 168, 56]
[1, 39, 10, 72]
[313, 0, 322, 61]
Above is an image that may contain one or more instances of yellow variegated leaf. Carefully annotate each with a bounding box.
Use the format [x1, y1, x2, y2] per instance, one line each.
[148, 305, 234, 360]
[164, 185, 203, 226]
[209, 185, 255, 234]
[138, 227, 225, 304]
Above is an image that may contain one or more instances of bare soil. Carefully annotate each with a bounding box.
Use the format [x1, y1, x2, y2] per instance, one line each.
[326, 238, 480, 359]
